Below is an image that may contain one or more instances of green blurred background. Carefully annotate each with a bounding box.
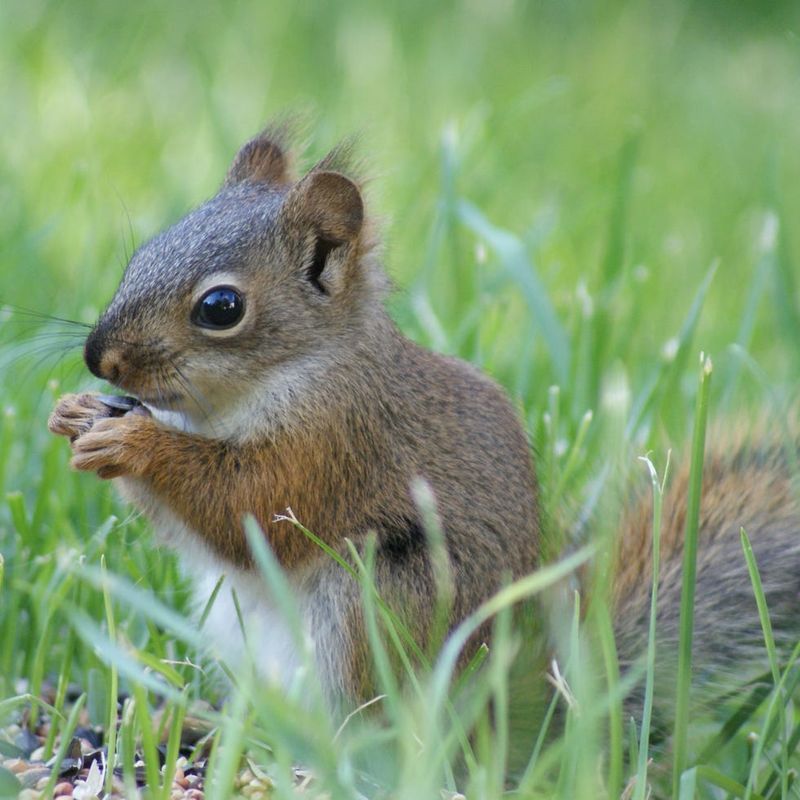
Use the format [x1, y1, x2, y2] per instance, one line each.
[1, 0, 799, 465]
[0, 3, 799, 790]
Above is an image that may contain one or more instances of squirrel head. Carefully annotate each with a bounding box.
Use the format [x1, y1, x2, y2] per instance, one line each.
[84, 127, 386, 438]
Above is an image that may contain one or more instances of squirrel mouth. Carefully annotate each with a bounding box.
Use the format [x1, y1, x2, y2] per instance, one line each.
[136, 392, 183, 408]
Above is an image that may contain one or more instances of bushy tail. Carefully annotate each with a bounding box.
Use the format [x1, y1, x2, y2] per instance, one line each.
[613, 437, 800, 712]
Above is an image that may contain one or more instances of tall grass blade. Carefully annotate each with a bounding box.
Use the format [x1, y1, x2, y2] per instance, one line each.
[722, 213, 773, 405]
[134, 681, 163, 796]
[595, 601, 622, 799]
[458, 199, 570, 382]
[205, 686, 250, 800]
[671, 354, 713, 796]
[589, 131, 640, 400]
[741, 527, 787, 800]
[41, 693, 86, 799]
[771, 203, 800, 356]
[67, 606, 183, 700]
[633, 453, 670, 800]
[428, 545, 595, 709]
[740, 641, 800, 800]
[627, 263, 716, 439]
[100, 555, 120, 797]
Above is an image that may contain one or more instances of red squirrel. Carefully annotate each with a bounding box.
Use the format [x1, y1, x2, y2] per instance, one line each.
[48, 126, 539, 705]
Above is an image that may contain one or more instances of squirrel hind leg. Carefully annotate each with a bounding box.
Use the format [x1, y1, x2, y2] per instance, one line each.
[299, 540, 447, 715]
[300, 560, 379, 714]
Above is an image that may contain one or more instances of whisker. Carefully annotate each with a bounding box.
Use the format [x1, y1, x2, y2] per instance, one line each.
[0, 340, 83, 369]
[172, 364, 212, 418]
[169, 364, 218, 435]
[115, 187, 139, 271]
[0, 304, 92, 329]
[7, 331, 87, 345]
[5, 343, 84, 390]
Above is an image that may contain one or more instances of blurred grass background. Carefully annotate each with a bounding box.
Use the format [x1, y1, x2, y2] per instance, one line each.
[1, 1, 800, 797]
[2, 0, 799, 383]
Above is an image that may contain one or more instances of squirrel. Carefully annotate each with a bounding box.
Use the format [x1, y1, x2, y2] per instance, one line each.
[47, 125, 540, 706]
[48, 125, 800, 734]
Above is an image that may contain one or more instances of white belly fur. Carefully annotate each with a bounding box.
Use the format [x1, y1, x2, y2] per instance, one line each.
[118, 477, 309, 692]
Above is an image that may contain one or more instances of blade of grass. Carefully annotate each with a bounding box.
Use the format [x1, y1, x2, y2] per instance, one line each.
[68, 606, 183, 700]
[0, 694, 61, 723]
[594, 600, 622, 800]
[633, 452, 670, 800]
[352, 534, 402, 718]
[696, 681, 773, 763]
[205, 687, 250, 800]
[722, 213, 773, 406]
[589, 131, 640, 401]
[556, 591, 582, 800]
[696, 764, 767, 799]
[486, 605, 513, 795]
[101, 555, 119, 797]
[277, 509, 430, 668]
[671, 353, 713, 797]
[41, 693, 86, 799]
[428, 545, 595, 713]
[198, 574, 225, 628]
[119, 697, 138, 800]
[760, 712, 800, 798]
[627, 263, 716, 440]
[741, 527, 787, 800]
[771, 203, 800, 357]
[134, 682, 163, 796]
[410, 478, 455, 657]
[458, 199, 570, 383]
[43, 626, 75, 759]
[516, 687, 562, 792]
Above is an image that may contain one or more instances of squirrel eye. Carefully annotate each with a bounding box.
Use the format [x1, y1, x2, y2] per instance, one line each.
[192, 286, 245, 330]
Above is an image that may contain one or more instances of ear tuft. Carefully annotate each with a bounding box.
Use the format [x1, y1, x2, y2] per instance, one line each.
[224, 127, 292, 187]
[287, 170, 364, 242]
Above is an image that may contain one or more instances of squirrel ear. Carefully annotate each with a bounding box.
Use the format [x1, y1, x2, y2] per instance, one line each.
[284, 170, 364, 242]
[224, 132, 291, 187]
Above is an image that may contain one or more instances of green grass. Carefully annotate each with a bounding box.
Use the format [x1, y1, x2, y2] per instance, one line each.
[1, 1, 800, 797]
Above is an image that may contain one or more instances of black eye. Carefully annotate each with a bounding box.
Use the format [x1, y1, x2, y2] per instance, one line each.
[192, 286, 245, 330]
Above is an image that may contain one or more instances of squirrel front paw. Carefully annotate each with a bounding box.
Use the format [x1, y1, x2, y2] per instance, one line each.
[70, 413, 157, 480]
[48, 393, 113, 442]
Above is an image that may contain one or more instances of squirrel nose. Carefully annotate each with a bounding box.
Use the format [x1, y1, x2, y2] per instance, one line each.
[84, 331, 104, 378]
[84, 327, 120, 382]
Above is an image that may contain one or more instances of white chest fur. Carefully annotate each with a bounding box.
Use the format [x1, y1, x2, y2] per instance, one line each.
[118, 477, 309, 692]
[195, 565, 307, 689]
